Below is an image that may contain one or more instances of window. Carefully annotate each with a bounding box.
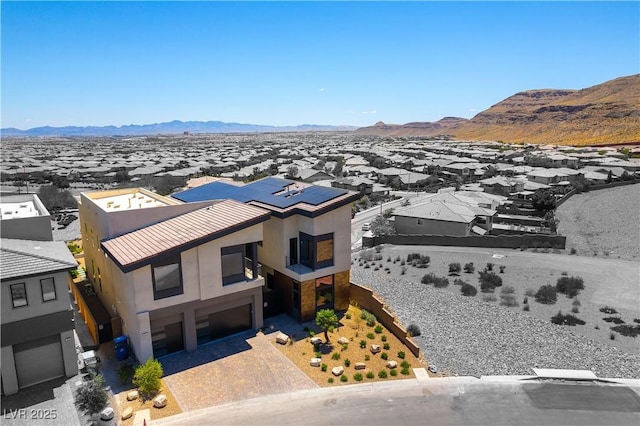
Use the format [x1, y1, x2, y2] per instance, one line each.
[417, 218, 425, 225]
[300, 232, 334, 270]
[315, 275, 334, 311]
[152, 256, 183, 300]
[10, 283, 28, 308]
[221, 245, 246, 285]
[41, 277, 56, 302]
[289, 238, 298, 265]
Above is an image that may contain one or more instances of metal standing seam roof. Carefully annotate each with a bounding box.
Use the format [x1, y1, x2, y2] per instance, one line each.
[101, 199, 270, 271]
[1, 239, 78, 281]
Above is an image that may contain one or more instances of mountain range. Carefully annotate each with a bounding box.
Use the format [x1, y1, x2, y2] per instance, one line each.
[0, 120, 357, 137]
[355, 74, 640, 146]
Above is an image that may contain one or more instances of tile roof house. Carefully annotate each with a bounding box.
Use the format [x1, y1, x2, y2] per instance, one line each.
[174, 177, 361, 322]
[79, 188, 270, 362]
[1, 196, 78, 395]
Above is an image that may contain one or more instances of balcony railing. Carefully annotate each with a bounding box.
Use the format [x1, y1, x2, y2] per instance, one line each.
[245, 257, 262, 281]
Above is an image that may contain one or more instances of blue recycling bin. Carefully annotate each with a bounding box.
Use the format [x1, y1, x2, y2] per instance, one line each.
[113, 335, 130, 361]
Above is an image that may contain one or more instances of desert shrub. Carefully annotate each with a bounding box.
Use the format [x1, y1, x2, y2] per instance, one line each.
[434, 276, 450, 288]
[381, 352, 388, 360]
[321, 363, 327, 372]
[341, 343, 348, 351]
[75, 373, 108, 415]
[359, 340, 367, 348]
[571, 306, 579, 314]
[556, 276, 585, 298]
[523, 296, 528, 304]
[133, 358, 163, 397]
[448, 262, 462, 275]
[610, 324, 640, 337]
[461, 283, 477, 297]
[346, 313, 352, 320]
[374, 267, 379, 271]
[364, 263, 370, 269]
[408, 253, 430, 268]
[118, 362, 136, 385]
[360, 309, 377, 326]
[479, 270, 503, 291]
[374, 325, 383, 334]
[407, 253, 422, 262]
[551, 311, 586, 326]
[395, 256, 401, 262]
[340, 374, 348, 382]
[400, 266, 407, 275]
[525, 288, 536, 297]
[400, 260, 405, 266]
[485, 262, 494, 271]
[610, 332, 616, 340]
[421, 273, 438, 285]
[603, 317, 625, 324]
[453, 278, 467, 286]
[499, 265, 506, 273]
[600, 306, 618, 315]
[634, 319, 640, 324]
[535, 285, 557, 304]
[400, 360, 410, 369]
[344, 359, 351, 367]
[463, 262, 475, 273]
[572, 298, 581, 307]
[354, 373, 363, 382]
[331, 352, 341, 361]
[366, 332, 375, 339]
[407, 324, 421, 337]
[397, 351, 406, 359]
[500, 294, 519, 307]
[315, 351, 322, 358]
[70, 268, 79, 279]
[381, 335, 387, 342]
[401, 367, 410, 375]
[483, 294, 497, 302]
[570, 247, 577, 255]
[390, 369, 398, 377]
[501, 285, 515, 294]
[328, 377, 334, 383]
[378, 370, 388, 379]
[383, 342, 390, 350]
[387, 256, 392, 262]
[523, 303, 530, 311]
[366, 371, 375, 379]
[365, 354, 370, 361]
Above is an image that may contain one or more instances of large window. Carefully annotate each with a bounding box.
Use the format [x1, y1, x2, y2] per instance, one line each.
[315, 275, 334, 311]
[40, 277, 56, 302]
[221, 245, 246, 285]
[10, 283, 28, 308]
[300, 232, 334, 270]
[152, 256, 183, 300]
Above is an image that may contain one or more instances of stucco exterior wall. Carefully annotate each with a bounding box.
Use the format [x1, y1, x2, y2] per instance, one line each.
[394, 215, 470, 236]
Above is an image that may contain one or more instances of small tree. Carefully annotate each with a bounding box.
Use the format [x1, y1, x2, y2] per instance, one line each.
[286, 165, 299, 179]
[448, 262, 462, 276]
[75, 373, 108, 416]
[316, 309, 338, 342]
[556, 276, 585, 298]
[463, 262, 475, 273]
[133, 358, 163, 397]
[535, 285, 558, 304]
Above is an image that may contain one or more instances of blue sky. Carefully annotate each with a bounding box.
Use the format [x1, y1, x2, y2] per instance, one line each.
[2, 1, 638, 129]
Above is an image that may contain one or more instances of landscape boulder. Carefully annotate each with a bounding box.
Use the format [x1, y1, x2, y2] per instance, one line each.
[386, 360, 398, 369]
[370, 344, 381, 354]
[153, 394, 167, 408]
[331, 366, 344, 376]
[126, 390, 139, 401]
[354, 362, 367, 370]
[337, 337, 349, 345]
[310, 336, 323, 345]
[121, 407, 133, 421]
[100, 407, 114, 421]
[276, 333, 290, 345]
[310, 358, 322, 367]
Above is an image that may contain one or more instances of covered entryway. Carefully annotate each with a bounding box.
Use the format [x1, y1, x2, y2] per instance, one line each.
[151, 315, 185, 358]
[14, 335, 64, 389]
[196, 304, 252, 345]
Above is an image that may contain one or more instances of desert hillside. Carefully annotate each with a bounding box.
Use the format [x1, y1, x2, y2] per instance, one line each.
[356, 74, 640, 146]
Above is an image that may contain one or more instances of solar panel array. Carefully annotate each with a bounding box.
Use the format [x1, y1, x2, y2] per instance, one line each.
[174, 177, 349, 209]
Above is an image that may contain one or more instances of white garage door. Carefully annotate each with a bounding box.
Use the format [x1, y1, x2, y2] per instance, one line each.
[14, 335, 65, 389]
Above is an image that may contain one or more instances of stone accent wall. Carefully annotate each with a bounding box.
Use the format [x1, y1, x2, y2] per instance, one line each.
[316, 239, 333, 262]
[300, 278, 316, 322]
[333, 270, 350, 311]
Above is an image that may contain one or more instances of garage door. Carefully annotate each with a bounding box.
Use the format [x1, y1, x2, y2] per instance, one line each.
[196, 304, 252, 345]
[14, 335, 64, 389]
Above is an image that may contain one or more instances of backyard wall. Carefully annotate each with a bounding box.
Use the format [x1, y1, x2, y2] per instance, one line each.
[349, 282, 421, 357]
[555, 180, 640, 207]
[363, 233, 566, 249]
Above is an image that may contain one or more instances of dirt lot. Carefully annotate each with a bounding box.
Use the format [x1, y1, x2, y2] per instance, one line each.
[272, 305, 426, 385]
[352, 246, 640, 356]
[556, 184, 640, 260]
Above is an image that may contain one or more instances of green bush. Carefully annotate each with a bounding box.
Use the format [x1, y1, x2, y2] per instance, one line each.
[315, 351, 322, 358]
[366, 371, 375, 379]
[551, 311, 585, 326]
[133, 358, 163, 397]
[321, 363, 327, 372]
[378, 370, 388, 379]
[381, 335, 387, 342]
[354, 372, 363, 381]
[360, 309, 377, 326]
[479, 271, 502, 291]
[463, 262, 475, 273]
[365, 354, 370, 361]
[366, 332, 375, 339]
[400, 360, 410, 369]
[448, 262, 462, 275]
[340, 374, 348, 382]
[535, 285, 557, 304]
[500, 294, 519, 307]
[401, 367, 410, 375]
[118, 362, 135, 385]
[381, 352, 388, 360]
[397, 351, 406, 359]
[331, 352, 341, 361]
[344, 358, 351, 367]
[359, 340, 367, 348]
[383, 342, 390, 350]
[407, 324, 421, 337]
[390, 369, 398, 376]
[328, 377, 334, 383]
[461, 283, 477, 296]
[374, 325, 383, 334]
[75, 373, 108, 415]
[556, 276, 585, 298]
[345, 313, 352, 320]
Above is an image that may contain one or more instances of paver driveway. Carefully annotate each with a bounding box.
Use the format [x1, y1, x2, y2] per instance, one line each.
[161, 316, 318, 412]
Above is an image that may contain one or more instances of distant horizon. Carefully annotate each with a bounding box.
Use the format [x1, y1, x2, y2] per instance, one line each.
[2, 2, 638, 129]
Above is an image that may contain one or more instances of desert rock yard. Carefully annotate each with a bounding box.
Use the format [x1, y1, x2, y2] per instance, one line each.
[351, 245, 640, 379]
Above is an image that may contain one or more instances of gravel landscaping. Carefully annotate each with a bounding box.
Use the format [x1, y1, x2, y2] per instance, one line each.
[556, 184, 640, 260]
[351, 247, 640, 379]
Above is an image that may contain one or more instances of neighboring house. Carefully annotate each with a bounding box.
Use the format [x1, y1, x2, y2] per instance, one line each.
[297, 168, 334, 183]
[174, 177, 360, 323]
[526, 169, 570, 185]
[548, 154, 580, 168]
[478, 176, 525, 196]
[79, 188, 270, 362]
[1, 194, 79, 395]
[332, 176, 374, 195]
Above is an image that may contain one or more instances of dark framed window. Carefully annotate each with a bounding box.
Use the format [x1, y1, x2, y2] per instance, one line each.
[289, 237, 298, 265]
[10, 283, 28, 308]
[152, 256, 183, 300]
[300, 232, 334, 270]
[40, 277, 56, 302]
[315, 275, 334, 311]
[222, 245, 246, 285]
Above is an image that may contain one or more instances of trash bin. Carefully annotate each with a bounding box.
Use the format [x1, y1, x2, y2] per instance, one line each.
[114, 335, 130, 361]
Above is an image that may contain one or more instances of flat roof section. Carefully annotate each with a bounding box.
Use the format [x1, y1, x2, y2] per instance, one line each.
[0, 201, 40, 219]
[91, 190, 172, 212]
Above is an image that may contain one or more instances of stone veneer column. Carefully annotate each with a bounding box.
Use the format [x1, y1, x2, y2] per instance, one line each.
[300, 278, 316, 322]
[333, 270, 351, 311]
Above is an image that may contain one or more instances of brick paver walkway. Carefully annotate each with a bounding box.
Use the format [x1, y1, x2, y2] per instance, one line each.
[161, 318, 318, 412]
